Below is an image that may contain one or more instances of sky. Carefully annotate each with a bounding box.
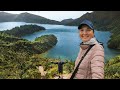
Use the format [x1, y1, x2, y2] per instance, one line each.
[2, 11, 93, 21]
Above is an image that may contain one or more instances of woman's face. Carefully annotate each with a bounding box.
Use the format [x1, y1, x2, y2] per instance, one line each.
[79, 25, 94, 42]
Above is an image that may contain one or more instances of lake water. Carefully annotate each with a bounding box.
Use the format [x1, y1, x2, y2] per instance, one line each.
[0, 22, 120, 61]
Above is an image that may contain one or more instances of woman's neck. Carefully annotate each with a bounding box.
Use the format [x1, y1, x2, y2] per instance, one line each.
[83, 37, 98, 45]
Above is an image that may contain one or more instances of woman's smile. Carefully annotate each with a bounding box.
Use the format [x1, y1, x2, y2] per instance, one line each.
[79, 25, 94, 42]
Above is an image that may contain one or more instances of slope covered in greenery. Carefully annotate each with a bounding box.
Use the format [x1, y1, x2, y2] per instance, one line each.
[105, 55, 120, 79]
[0, 32, 65, 79]
[2, 24, 45, 37]
[107, 16, 120, 49]
[0, 24, 74, 79]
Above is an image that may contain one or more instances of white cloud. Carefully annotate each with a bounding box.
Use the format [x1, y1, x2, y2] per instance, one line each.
[2, 11, 93, 21]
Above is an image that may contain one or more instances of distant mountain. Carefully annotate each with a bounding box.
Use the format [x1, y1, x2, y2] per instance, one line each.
[0, 12, 61, 24]
[61, 18, 74, 24]
[65, 11, 120, 30]
[0, 12, 17, 22]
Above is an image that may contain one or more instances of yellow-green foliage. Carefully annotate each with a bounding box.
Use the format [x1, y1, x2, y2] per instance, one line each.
[105, 55, 120, 79]
[0, 32, 74, 79]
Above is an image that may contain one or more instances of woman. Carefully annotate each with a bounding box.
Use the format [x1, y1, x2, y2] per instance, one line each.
[72, 20, 104, 79]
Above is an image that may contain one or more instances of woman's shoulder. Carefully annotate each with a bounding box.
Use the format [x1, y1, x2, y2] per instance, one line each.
[92, 43, 104, 51]
[90, 43, 104, 57]
[90, 43, 104, 54]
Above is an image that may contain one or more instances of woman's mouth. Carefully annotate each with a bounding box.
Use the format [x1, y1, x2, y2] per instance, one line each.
[82, 35, 89, 39]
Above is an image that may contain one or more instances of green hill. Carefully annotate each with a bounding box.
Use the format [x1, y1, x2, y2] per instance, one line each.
[0, 24, 74, 79]
[2, 24, 45, 37]
[0, 32, 60, 79]
[0, 32, 58, 55]
[107, 16, 120, 49]
[0, 32, 74, 79]
[105, 55, 120, 79]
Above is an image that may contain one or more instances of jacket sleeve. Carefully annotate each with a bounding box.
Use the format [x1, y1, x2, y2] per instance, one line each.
[91, 45, 104, 79]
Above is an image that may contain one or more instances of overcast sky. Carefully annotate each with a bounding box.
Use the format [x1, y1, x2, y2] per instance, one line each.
[2, 11, 93, 21]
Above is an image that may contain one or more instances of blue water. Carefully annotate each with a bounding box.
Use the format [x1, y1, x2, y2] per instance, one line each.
[0, 22, 120, 61]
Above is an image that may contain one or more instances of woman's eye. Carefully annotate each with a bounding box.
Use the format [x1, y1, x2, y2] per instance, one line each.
[87, 29, 91, 31]
[80, 30, 83, 31]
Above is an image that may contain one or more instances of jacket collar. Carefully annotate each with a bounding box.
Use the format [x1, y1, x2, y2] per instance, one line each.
[80, 37, 98, 50]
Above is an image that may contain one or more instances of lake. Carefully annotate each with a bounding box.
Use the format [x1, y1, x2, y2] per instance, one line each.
[0, 22, 120, 61]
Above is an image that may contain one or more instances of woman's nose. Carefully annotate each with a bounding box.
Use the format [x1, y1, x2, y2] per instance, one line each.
[82, 30, 87, 34]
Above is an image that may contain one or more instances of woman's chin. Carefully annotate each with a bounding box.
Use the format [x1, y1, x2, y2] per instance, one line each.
[83, 39, 89, 42]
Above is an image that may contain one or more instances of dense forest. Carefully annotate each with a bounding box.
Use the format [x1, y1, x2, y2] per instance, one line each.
[2, 24, 45, 37]
[105, 55, 120, 79]
[0, 25, 74, 79]
[0, 31, 58, 55]
[0, 32, 69, 79]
